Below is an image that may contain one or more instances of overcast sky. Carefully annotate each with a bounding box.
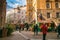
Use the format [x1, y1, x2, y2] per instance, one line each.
[6, 0, 26, 9]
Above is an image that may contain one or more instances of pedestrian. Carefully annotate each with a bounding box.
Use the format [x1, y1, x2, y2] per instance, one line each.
[33, 24, 38, 36]
[22, 24, 24, 31]
[50, 21, 55, 31]
[25, 23, 29, 31]
[27, 24, 29, 31]
[57, 23, 60, 37]
[16, 24, 19, 31]
[41, 23, 48, 40]
[21, 24, 24, 31]
[19, 24, 21, 32]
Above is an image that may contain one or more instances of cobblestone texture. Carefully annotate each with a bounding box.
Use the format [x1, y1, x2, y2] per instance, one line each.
[0, 31, 60, 40]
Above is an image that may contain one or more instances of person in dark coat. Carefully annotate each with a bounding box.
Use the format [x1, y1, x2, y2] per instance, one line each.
[50, 21, 55, 31]
[41, 23, 48, 40]
[33, 24, 38, 36]
[25, 23, 29, 31]
[20, 24, 24, 31]
[19, 24, 21, 32]
[16, 25, 19, 31]
[57, 24, 60, 37]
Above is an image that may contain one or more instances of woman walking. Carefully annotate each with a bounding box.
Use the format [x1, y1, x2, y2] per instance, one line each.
[41, 23, 48, 40]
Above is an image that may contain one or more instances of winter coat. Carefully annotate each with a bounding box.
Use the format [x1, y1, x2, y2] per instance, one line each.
[20, 24, 24, 28]
[33, 24, 38, 32]
[41, 24, 48, 34]
[57, 25, 60, 34]
[26, 24, 29, 28]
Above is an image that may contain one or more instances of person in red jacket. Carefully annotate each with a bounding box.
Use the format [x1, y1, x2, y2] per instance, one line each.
[41, 23, 48, 40]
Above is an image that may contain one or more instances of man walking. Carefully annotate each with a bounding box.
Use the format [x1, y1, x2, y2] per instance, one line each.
[19, 24, 21, 32]
[33, 24, 38, 36]
[25, 23, 29, 31]
[57, 23, 60, 37]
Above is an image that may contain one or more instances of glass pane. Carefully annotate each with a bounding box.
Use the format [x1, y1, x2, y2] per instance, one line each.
[46, 3, 50, 8]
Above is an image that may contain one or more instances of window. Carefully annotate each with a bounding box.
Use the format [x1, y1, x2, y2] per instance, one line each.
[55, 0, 59, 2]
[46, 0, 50, 2]
[46, 2, 50, 8]
[55, 2, 60, 8]
[47, 12, 50, 18]
[56, 12, 60, 18]
[55, 2, 59, 8]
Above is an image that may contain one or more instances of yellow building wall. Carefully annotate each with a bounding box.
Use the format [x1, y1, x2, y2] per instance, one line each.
[51, 1, 55, 9]
[37, 0, 46, 9]
[26, 0, 60, 24]
[37, 0, 40, 9]
[26, 0, 37, 24]
[26, 0, 33, 23]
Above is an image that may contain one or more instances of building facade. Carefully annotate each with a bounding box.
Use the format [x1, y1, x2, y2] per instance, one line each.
[26, 0, 37, 24]
[37, 0, 60, 25]
[6, 6, 26, 24]
[0, 0, 6, 27]
[26, 0, 60, 25]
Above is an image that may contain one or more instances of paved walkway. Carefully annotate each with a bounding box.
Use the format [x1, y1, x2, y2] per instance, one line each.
[0, 31, 60, 40]
[0, 31, 26, 40]
[21, 31, 60, 40]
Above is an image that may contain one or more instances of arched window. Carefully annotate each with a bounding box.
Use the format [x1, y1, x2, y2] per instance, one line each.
[46, 2, 50, 8]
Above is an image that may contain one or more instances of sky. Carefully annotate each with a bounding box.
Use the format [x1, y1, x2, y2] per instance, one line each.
[6, 0, 26, 9]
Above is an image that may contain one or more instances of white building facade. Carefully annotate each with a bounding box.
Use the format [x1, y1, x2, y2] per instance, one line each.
[6, 6, 26, 24]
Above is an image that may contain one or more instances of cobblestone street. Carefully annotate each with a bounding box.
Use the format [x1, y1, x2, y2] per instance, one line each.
[0, 31, 26, 40]
[0, 0, 60, 40]
[18, 31, 60, 40]
[0, 31, 60, 40]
